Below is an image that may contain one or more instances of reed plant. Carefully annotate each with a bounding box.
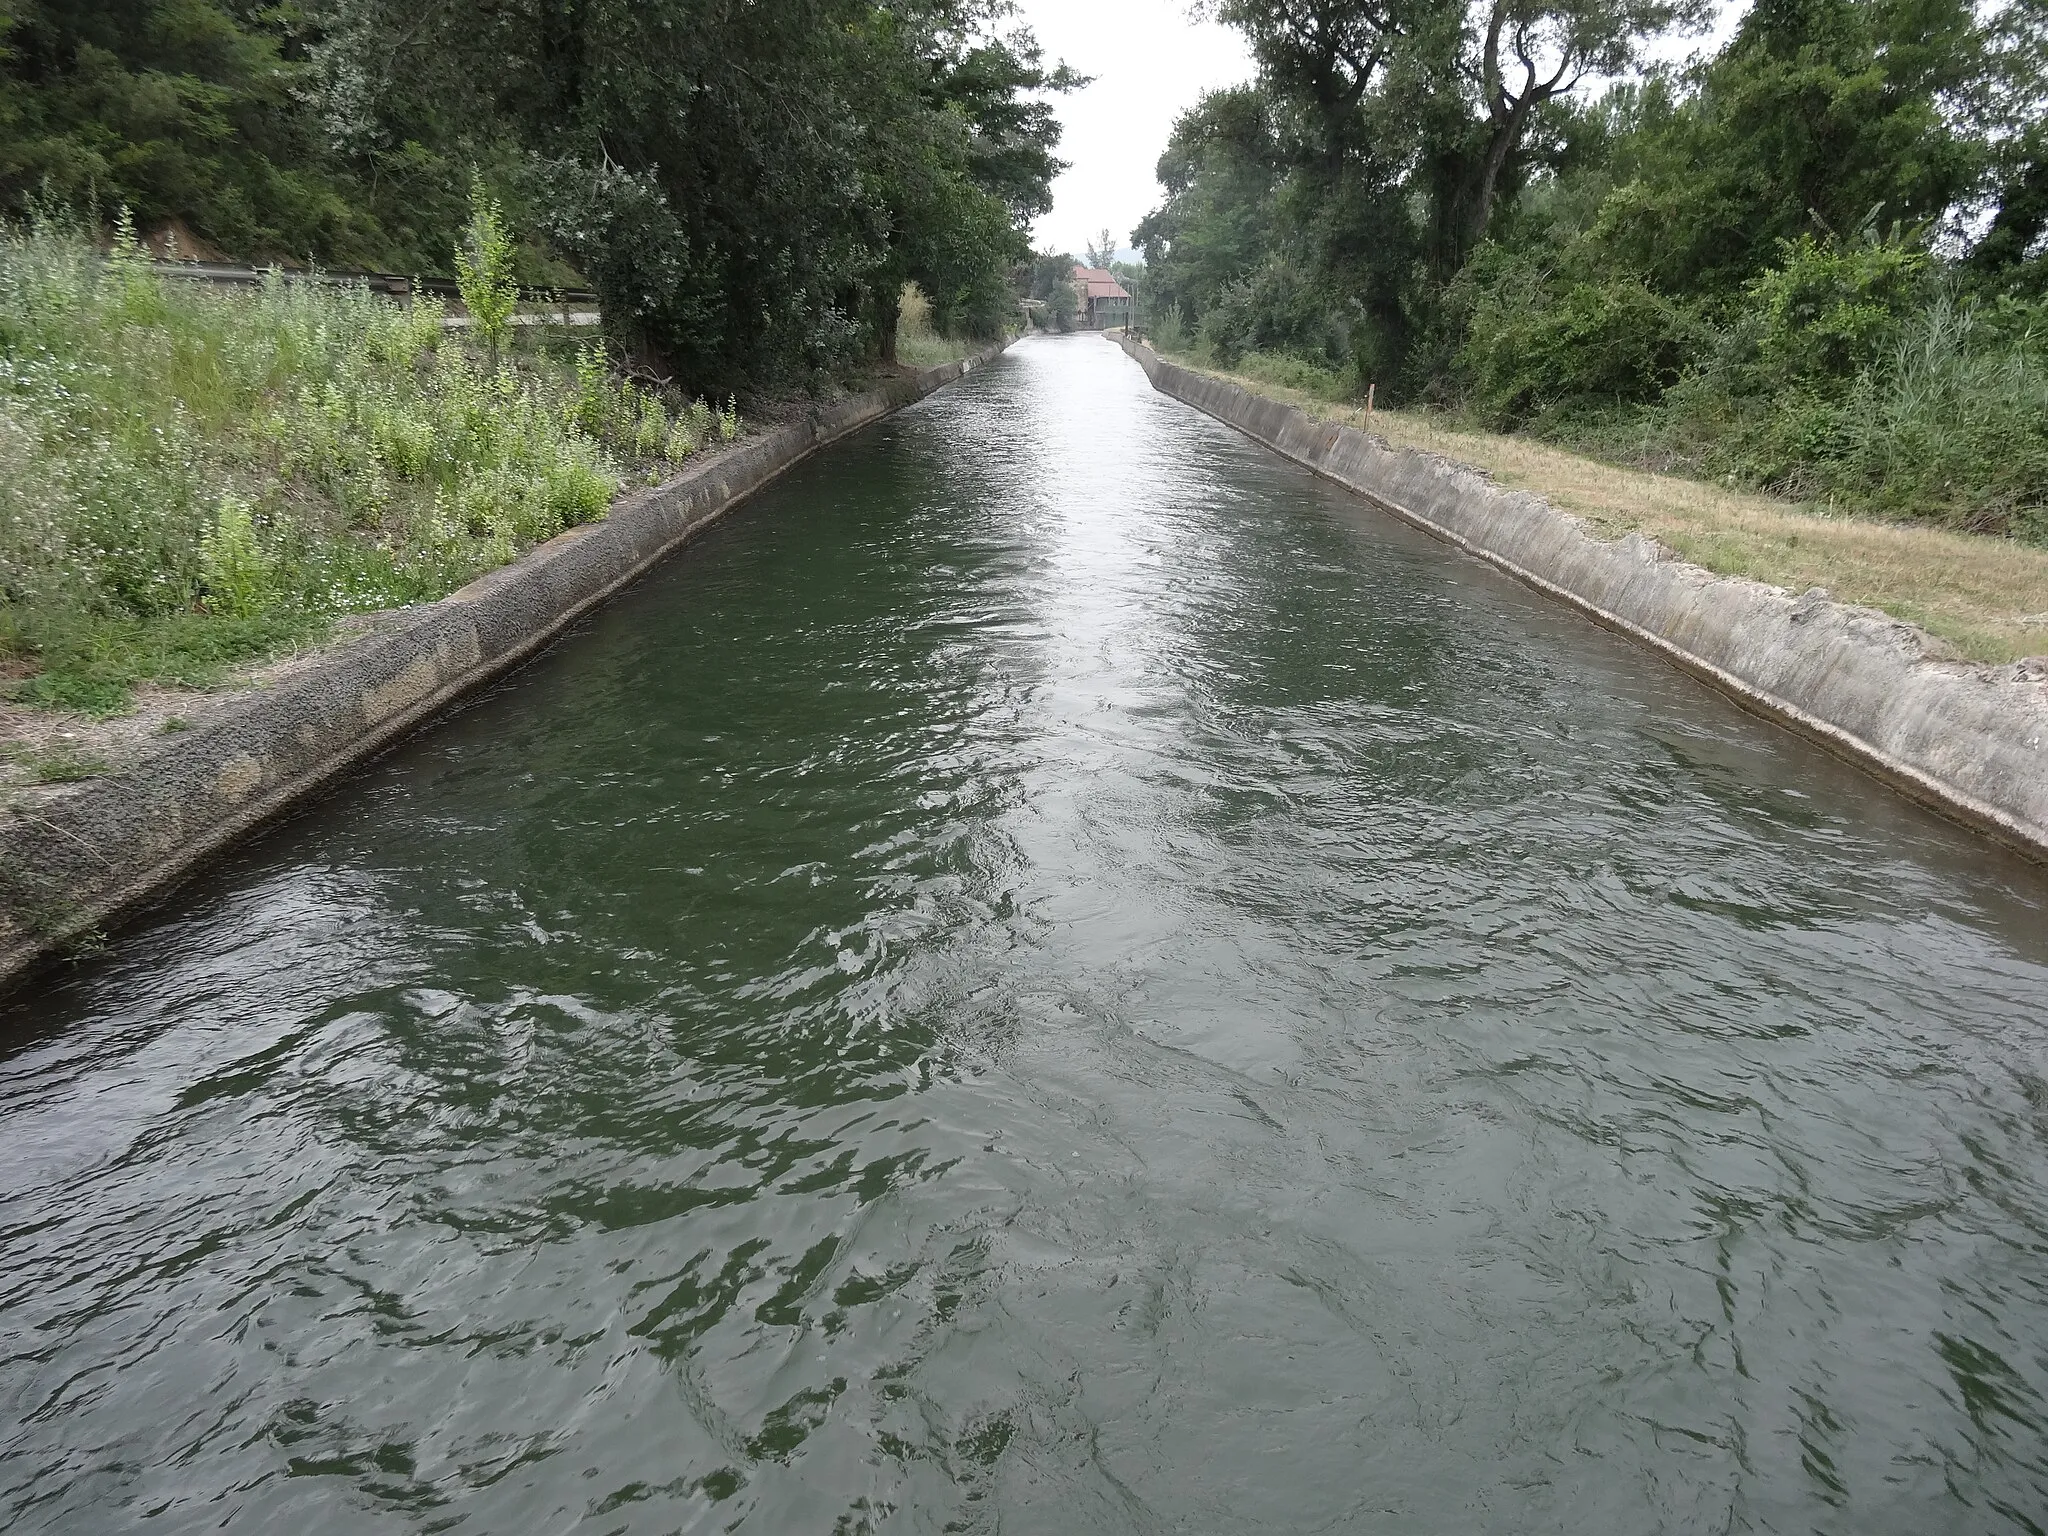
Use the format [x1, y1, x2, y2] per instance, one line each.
[894, 283, 985, 368]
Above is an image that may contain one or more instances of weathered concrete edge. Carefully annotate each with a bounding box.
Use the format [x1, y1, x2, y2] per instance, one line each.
[1120, 337, 2048, 862]
[0, 342, 1012, 994]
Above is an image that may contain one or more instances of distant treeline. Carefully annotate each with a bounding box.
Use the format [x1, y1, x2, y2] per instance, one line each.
[0, 0, 1074, 393]
[1137, 0, 2048, 537]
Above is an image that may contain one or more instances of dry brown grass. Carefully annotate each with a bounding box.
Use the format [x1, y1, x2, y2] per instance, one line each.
[1177, 360, 2048, 665]
[894, 283, 986, 369]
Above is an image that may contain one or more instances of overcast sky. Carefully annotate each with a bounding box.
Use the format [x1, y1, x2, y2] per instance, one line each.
[1010, 0, 1747, 264]
[1012, 0, 1253, 261]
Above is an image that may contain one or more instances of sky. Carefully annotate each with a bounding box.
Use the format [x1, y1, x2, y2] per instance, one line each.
[1011, 0, 1749, 266]
[1011, 0, 1253, 262]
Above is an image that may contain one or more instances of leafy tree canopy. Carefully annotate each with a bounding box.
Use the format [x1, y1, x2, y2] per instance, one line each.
[309, 0, 1075, 388]
[1, 0, 1075, 392]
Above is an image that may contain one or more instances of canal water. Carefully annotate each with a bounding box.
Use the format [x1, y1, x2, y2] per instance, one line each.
[4, 336, 2047, 1534]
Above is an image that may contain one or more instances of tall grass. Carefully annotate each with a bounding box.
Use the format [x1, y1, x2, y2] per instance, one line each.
[0, 225, 736, 712]
[1476, 274, 2048, 544]
[894, 283, 984, 368]
[1822, 296, 2048, 536]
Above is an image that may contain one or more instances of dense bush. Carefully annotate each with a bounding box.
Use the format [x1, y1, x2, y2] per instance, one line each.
[1194, 260, 1349, 370]
[1457, 259, 1709, 422]
[1661, 290, 2048, 534]
[1743, 233, 1933, 393]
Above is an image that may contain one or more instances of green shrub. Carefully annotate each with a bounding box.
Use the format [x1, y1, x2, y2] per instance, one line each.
[1229, 351, 1355, 401]
[1193, 260, 1351, 374]
[1746, 232, 1932, 394]
[0, 223, 691, 711]
[1461, 268, 1709, 422]
[1147, 303, 1191, 353]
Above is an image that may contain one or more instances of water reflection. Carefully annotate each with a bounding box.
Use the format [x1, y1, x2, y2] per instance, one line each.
[3, 334, 2047, 1534]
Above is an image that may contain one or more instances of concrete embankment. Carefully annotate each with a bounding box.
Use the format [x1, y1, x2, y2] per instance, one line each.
[1120, 336, 2048, 861]
[0, 343, 1010, 995]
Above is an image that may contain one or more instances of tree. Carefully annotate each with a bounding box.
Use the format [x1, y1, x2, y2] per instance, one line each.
[1446, 0, 1701, 262]
[1030, 249, 1078, 329]
[310, 0, 1075, 391]
[1585, 0, 1982, 297]
[845, 2, 1080, 361]
[1212, 0, 1415, 171]
[1966, 0, 2048, 284]
[0, 0, 387, 261]
[1134, 88, 1283, 323]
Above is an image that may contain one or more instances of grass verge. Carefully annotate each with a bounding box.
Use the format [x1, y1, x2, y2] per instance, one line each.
[0, 224, 740, 715]
[1163, 354, 2048, 665]
[895, 283, 1014, 368]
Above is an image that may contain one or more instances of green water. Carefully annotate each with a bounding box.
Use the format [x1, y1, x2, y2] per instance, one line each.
[4, 336, 2047, 1534]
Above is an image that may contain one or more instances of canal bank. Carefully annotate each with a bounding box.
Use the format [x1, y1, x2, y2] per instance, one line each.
[0, 342, 1011, 995]
[1120, 336, 2048, 863]
[5, 334, 2044, 1533]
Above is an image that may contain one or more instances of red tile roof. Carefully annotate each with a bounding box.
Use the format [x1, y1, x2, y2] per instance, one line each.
[1073, 265, 1132, 301]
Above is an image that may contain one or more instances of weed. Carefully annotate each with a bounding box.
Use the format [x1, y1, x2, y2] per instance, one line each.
[5, 744, 111, 783]
[63, 927, 110, 961]
[0, 222, 678, 710]
[200, 494, 272, 618]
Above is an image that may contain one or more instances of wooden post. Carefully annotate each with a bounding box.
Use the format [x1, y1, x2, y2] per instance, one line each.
[1367, 382, 1375, 419]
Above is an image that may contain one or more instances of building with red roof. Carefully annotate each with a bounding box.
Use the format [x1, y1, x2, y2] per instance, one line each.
[1072, 266, 1132, 330]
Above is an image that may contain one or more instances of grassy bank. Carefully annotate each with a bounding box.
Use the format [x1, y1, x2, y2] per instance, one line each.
[1162, 353, 2048, 665]
[0, 227, 738, 715]
[894, 283, 1017, 368]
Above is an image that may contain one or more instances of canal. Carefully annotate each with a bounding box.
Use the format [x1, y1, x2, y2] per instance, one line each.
[4, 335, 2047, 1533]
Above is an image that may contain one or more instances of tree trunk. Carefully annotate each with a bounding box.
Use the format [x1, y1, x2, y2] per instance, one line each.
[1463, 106, 1525, 257]
[876, 287, 900, 364]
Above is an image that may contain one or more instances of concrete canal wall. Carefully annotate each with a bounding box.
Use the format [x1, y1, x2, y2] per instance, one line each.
[0, 343, 1011, 995]
[1121, 336, 2048, 863]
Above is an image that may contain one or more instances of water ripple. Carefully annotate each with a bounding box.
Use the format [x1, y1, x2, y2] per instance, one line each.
[4, 335, 2047, 1533]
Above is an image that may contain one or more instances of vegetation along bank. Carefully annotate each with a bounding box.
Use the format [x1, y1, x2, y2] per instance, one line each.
[2, 0, 1066, 739]
[0, 0, 1068, 976]
[1111, 0, 2048, 846]
[0, 337, 1011, 994]
[1169, 355, 2048, 667]
[1133, 0, 2048, 547]
[1122, 336, 2048, 862]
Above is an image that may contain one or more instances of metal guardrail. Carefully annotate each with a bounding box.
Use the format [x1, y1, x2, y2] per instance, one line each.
[442, 311, 600, 329]
[146, 258, 599, 309]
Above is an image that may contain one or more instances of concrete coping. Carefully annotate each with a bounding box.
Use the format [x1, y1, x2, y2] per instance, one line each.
[1118, 336, 2048, 865]
[0, 341, 1012, 995]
